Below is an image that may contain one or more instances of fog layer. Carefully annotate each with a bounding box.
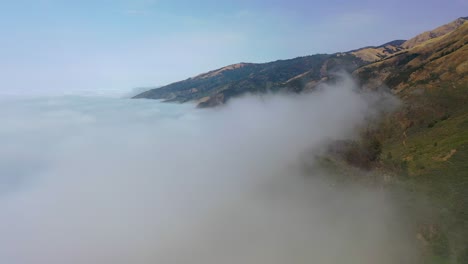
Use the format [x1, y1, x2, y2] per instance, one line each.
[0, 77, 416, 263]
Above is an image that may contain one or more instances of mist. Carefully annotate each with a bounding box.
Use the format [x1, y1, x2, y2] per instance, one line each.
[0, 76, 418, 264]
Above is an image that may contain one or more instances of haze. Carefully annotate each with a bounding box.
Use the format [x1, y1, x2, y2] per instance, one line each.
[1, 1, 462, 263]
[0, 76, 422, 263]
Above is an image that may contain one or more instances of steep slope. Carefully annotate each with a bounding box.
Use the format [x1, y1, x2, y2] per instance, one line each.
[402, 17, 467, 49]
[133, 41, 405, 107]
[350, 40, 405, 62]
[355, 19, 468, 93]
[134, 54, 331, 104]
[134, 18, 467, 108]
[352, 19, 468, 263]
[280, 41, 405, 94]
[132, 17, 468, 262]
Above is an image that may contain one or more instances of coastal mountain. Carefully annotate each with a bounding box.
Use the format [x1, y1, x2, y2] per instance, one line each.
[355, 18, 467, 93]
[134, 54, 337, 106]
[297, 17, 467, 262]
[133, 40, 405, 107]
[351, 18, 468, 263]
[134, 17, 468, 262]
[133, 18, 466, 108]
[401, 17, 467, 49]
[348, 39, 406, 62]
[133, 53, 364, 107]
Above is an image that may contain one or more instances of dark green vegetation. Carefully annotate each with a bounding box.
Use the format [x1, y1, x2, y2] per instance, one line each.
[378, 86, 468, 263]
[342, 82, 468, 263]
[351, 20, 467, 263]
[135, 17, 468, 263]
[133, 54, 367, 107]
[133, 41, 406, 107]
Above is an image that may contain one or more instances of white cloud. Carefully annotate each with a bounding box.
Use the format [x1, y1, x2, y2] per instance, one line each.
[0, 77, 419, 264]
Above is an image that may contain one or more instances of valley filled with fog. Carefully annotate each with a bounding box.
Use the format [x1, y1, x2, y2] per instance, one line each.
[0, 78, 420, 264]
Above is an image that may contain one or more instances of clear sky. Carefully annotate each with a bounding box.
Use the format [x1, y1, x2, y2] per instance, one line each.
[0, 0, 466, 95]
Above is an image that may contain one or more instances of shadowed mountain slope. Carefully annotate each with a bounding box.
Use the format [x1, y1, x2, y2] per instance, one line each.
[133, 17, 468, 262]
[133, 42, 406, 107]
[134, 17, 466, 109]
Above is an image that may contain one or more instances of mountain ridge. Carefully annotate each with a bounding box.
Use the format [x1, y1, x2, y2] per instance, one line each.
[133, 42, 401, 106]
[134, 17, 467, 107]
[134, 17, 466, 108]
[401, 17, 467, 49]
[132, 17, 468, 262]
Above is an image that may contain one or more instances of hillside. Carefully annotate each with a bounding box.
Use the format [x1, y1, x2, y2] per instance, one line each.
[401, 17, 467, 49]
[133, 54, 356, 106]
[135, 54, 337, 106]
[317, 19, 467, 261]
[355, 18, 467, 93]
[349, 40, 406, 62]
[134, 18, 466, 109]
[133, 42, 405, 107]
[134, 16, 468, 262]
[352, 19, 468, 263]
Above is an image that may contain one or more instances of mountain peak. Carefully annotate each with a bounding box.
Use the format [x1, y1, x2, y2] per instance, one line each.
[133, 17, 467, 108]
[349, 40, 405, 62]
[193, 63, 252, 80]
[402, 17, 467, 49]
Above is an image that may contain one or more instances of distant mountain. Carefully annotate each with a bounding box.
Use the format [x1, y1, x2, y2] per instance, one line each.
[133, 40, 405, 107]
[134, 18, 466, 108]
[133, 17, 468, 262]
[134, 54, 335, 106]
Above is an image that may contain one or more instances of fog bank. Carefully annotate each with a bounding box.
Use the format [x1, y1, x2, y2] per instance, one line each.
[0, 77, 417, 263]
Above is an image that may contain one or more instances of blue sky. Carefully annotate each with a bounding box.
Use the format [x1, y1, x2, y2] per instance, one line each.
[0, 0, 466, 95]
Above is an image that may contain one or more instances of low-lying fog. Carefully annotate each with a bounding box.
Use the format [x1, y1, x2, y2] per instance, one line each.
[0, 77, 418, 263]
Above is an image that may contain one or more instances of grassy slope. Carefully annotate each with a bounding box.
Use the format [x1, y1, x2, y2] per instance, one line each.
[320, 81, 468, 262]
[133, 42, 404, 106]
[133, 18, 468, 261]
[377, 83, 468, 263]
[354, 21, 468, 92]
[351, 22, 468, 263]
[133, 54, 332, 103]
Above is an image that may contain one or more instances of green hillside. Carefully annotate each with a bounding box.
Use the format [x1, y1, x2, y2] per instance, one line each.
[133, 42, 405, 107]
[133, 17, 468, 262]
[353, 21, 468, 263]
